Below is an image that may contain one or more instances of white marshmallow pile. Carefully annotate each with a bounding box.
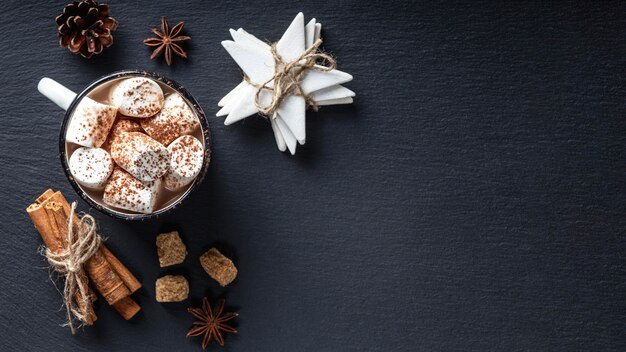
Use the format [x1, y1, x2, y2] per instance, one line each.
[101, 118, 143, 151]
[103, 168, 162, 214]
[110, 132, 170, 182]
[66, 97, 117, 148]
[65, 77, 204, 214]
[111, 77, 164, 118]
[68, 147, 114, 189]
[141, 93, 199, 145]
[164, 135, 204, 191]
[218, 13, 355, 155]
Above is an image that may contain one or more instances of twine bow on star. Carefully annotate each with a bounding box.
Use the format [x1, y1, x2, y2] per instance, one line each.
[246, 38, 337, 118]
[44, 203, 101, 334]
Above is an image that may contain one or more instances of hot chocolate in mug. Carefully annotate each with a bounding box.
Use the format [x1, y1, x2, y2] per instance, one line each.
[38, 70, 211, 220]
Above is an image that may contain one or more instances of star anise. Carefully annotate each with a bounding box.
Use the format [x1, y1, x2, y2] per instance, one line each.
[187, 298, 238, 349]
[144, 17, 190, 66]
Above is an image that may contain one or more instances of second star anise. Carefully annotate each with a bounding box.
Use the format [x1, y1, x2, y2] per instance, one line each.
[144, 17, 190, 66]
[187, 297, 238, 349]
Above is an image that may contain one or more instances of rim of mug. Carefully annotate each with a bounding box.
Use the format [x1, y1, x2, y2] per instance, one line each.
[59, 69, 212, 221]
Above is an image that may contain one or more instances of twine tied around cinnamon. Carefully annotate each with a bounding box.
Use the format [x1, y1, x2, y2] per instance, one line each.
[245, 38, 336, 118]
[44, 203, 101, 334]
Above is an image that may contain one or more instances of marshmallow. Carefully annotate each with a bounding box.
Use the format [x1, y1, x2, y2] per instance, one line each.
[141, 93, 200, 145]
[111, 77, 164, 118]
[103, 168, 162, 214]
[102, 118, 143, 151]
[66, 97, 117, 148]
[110, 132, 170, 182]
[164, 135, 204, 191]
[68, 147, 114, 189]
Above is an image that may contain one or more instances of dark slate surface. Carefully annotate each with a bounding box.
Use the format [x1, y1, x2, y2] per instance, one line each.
[1, 1, 625, 351]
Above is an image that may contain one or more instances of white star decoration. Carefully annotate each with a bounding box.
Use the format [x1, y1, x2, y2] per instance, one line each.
[217, 13, 355, 155]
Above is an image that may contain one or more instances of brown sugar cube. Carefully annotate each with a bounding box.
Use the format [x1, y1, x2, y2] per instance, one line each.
[199, 248, 238, 287]
[156, 231, 187, 267]
[155, 275, 189, 302]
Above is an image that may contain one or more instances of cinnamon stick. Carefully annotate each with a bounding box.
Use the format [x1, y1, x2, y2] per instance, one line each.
[26, 202, 97, 325]
[40, 194, 130, 305]
[30, 189, 141, 321]
[112, 296, 141, 320]
[37, 191, 141, 293]
[44, 201, 98, 314]
[36, 188, 55, 204]
[36, 191, 130, 304]
[100, 244, 142, 293]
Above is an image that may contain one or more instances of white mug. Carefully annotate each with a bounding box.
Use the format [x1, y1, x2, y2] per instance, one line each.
[37, 70, 212, 220]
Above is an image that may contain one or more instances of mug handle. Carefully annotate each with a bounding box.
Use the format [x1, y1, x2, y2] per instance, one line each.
[38, 77, 77, 111]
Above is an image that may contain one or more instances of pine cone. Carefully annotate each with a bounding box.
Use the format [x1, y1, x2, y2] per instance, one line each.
[55, 0, 118, 58]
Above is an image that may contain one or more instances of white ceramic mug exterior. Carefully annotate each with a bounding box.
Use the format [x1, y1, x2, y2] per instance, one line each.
[38, 77, 77, 111]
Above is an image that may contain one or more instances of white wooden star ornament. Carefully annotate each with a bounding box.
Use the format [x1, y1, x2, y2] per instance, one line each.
[217, 13, 355, 155]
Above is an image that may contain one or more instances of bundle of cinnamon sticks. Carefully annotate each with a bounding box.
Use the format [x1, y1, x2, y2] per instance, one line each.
[26, 189, 141, 326]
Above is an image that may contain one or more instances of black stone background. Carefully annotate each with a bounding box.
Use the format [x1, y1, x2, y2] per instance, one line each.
[1, 1, 625, 351]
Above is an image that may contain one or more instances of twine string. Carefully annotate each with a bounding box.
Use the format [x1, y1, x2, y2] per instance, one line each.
[45, 202, 101, 334]
[245, 38, 336, 118]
